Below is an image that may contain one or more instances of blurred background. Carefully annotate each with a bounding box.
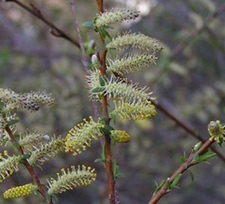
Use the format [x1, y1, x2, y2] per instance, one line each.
[0, 0, 225, 203]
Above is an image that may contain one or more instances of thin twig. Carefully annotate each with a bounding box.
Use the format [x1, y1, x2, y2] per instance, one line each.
[5, 126, 53, 204]
[69, 0, 88, 72]
[151, 3, 225, 163]
[148, 139, 215, 204]
[69, 0, 99, 135]
[150, 99, 225, 163]
[5, 0, 80, 48]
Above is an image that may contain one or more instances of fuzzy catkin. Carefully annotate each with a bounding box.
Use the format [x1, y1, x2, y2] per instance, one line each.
[47, 165, 96, 195]
[95, 8, 139, 27]
[3, 184, 37, 199]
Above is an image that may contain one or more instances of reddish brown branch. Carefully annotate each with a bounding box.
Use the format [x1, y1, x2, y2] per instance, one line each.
[96, 1, 116, 203]
[150, 99, 225, 163]
[5, 126, 53, 204]
[5, 0, 80, 48]
[148, 139, 215, 204]
[150, 4, 225, 164]
[100, 49, 115, 204]
[99, 30, 116, 204]
[100, 47, 116, 204]
[96, 0, 104, 13]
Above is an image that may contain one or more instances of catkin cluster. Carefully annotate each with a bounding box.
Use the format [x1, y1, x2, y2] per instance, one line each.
[0, 5, 164, 202]
[0, 89, 96, 200]
[67, 7, 162, 154]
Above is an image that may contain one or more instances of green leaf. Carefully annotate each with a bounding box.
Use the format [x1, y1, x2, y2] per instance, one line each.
[106, 125, 114, 135]
[46, 194, 58, 203]
[101, 145, 106, 164]
[99, 76, 105, 86]
[94, 158, 102, 163]
[98, 27, 107, 39]
[19, 154, 31, 164]
[81, 21, 94, 28]
[100, 123, 114, 136]
[112, 160, 119, 177]
[105, 31, 112, 41]
[46, 194, 52, 203]
[51, 194, 58, 203]
[7, 119, 19, 126]
[179, 152, 187, 164]
[98, 26, 112, 41]
[92, 87, 105, 93]
[187, 170, 195, 182]
[112, 160, 124, 179]
[169, 173, 182, 189]
[154, 180, 165, 194]
[193, 142, 202, 152]
[115, 173, 125, 179]
[194, 151, 216, 163]
[21, 154, 31, 160]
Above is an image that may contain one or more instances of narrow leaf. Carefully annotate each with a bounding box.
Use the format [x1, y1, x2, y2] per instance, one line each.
[115, 173, 125, 179]
[179, 152, 187, 164]
[187, 170, 195, 182]
[154, 180, 165, 194]
[112, 160, 118, 178]
[82, 21, 94, 28]
[7, 119, 19, 126]
[194, 151, 216, 163]
[99, 76, 105, 86]
[91, 87, 105, 93]
[170, 173, 182, 189]
[94, 158, 102, 163]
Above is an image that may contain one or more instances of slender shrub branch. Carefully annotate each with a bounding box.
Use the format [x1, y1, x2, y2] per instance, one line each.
[95, 1, 116, 203]
[150, 99, 225, 163]
[5, 126, 53, 204]
[148, 139, 215, 204]
[5, 0, 80, 48]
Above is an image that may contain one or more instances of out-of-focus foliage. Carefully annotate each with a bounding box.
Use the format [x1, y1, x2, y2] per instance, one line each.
[0, 0, 225, 203]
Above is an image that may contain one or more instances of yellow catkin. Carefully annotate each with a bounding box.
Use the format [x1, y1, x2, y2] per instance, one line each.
[47, 165, 96, 195]
[111, 130, 130, 143]
[95, 8, 139, 27]
[3, 184, 36, 199]
[208, 120, 225, 143]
